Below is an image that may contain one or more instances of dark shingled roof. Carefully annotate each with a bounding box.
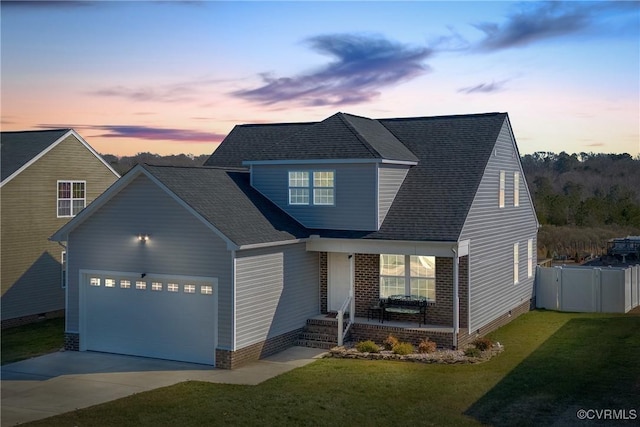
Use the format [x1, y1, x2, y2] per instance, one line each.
[1, 129, 70, 181]
[141, 164, 308, 247]
[204, 112, 417, 167]
[204, 112, 508, 242]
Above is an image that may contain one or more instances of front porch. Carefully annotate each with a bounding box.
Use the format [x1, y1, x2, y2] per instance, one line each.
[299, 314, 455, 349]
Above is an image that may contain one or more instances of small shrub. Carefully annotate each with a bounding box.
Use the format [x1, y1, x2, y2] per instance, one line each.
[356, 340, 380, 353]
[392, 342, 414, 355]
[472, 336, 493, 351]
[464, 347, 481, 358]
[418, 338, 436, 354]
[383, 335, 399, 351]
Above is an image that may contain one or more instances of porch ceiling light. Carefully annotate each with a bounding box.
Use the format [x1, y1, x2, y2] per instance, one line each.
[138, 234, 150, 243]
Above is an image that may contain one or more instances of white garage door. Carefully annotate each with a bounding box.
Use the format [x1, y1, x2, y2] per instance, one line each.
[81, 271, 217, 365]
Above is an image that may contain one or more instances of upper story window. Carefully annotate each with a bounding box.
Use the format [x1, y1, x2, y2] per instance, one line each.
[514, 172, 520, 207]
[57, 180, 85, 217]
[288, 170, 334, 206]
[499, 171, 505, 208]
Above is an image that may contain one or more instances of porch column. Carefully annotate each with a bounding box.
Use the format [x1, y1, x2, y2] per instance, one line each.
[452, 248, 459, 348]
[349, 253, 355, 323]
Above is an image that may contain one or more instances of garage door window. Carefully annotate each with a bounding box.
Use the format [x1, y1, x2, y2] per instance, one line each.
[105, 278, 116, 288]
[201, 285, 212, 295]
[152, 282, 163, 291]
[120, 280, 131, 289]
[184, 284, 195, 293]
[167, 283, 179, 292]
[90, 277, 100, 286]
[136, 281, 146, 290]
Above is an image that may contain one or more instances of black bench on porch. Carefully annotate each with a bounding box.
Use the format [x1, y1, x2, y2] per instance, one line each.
[380, 295, 428, 327]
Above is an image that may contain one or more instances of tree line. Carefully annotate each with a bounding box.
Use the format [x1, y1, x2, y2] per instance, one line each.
[102, 152, 209, 176]
[521, 152, 640, 228]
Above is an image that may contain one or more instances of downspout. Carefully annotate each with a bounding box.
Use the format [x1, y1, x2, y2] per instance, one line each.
[57, 241, 68, 334]
[452, 247, 459, 349]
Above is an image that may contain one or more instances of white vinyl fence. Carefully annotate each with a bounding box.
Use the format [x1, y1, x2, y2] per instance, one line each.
[536, 265, 640, 313]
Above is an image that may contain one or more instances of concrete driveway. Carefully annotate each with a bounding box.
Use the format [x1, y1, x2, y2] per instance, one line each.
[1, 347, 325, 426]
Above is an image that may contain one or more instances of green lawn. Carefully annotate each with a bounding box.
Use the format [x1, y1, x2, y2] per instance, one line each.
[1, 317, 64, 365]
[25, 310, 640, 426]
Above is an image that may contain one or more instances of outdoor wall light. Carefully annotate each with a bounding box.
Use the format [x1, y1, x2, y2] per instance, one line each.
[138, 234, 150, 243]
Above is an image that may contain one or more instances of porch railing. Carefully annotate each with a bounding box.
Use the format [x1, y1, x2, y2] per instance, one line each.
[336, 293, 355, 346]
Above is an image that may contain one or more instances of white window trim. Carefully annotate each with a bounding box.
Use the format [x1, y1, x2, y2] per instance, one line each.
[514, 172, 520, 207]
[380, 254, 436, 301]
[57, 180, 86, 218]
[527, 239, 533, 278]
[499, 171, 505, 208]
[514, 242, 519, 284]
[288, 170, 335, 206]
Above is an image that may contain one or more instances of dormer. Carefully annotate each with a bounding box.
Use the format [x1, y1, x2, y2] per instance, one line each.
[241, 113, 418, 231]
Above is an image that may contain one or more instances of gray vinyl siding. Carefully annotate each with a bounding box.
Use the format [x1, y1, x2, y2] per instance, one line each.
[378, 164, 409, 228]
[251, 163, 377, 230]
[66, 175, 234, 348]
[1, 134, 118, 321]
[459, 120, 538, 332]
[234, 242, 318, 350]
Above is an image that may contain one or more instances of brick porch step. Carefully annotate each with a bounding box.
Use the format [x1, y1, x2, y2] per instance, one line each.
[297, 318, 349, 349]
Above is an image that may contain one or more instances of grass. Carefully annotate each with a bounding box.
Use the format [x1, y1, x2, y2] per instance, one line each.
[1, 317, 64, 365]
[19, 309, 640, 426]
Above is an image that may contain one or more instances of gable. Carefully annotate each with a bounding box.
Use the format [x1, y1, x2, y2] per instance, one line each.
[1, 129, 69, 182]
[1, 129, 119, 186]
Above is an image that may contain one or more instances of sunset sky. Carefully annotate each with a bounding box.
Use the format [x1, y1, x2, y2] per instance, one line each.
[1, 1, 638, 157]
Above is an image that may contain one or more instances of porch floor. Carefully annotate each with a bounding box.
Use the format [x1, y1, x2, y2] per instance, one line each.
[312, 314, 454, 334]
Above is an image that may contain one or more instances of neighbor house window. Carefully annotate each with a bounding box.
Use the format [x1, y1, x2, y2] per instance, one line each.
[514, 172, 520, 207]
[288, 170, 334, 205]
[527, 239, 534, 278]
[57, 180, 86, 217]
[514, 243, 519, 284]
[380, 254, 435, 300]
[499, 171, 505, 208]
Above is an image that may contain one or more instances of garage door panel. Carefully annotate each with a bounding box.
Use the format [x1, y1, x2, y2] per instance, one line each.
[83, 273, 217, 365]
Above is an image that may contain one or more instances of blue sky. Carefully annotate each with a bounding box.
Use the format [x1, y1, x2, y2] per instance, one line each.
[1, 0, 638, 156]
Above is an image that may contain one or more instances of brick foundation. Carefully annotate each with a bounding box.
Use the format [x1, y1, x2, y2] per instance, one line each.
[457, 299, 532, 348]
[215, 327, 304, 369]
[1, 309, 65, 330]
[64, 332, 80, 351]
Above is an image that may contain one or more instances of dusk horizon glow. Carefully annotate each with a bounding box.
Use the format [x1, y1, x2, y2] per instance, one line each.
[1, 1, 638, 157]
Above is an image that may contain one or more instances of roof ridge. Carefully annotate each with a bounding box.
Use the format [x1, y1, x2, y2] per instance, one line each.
[142, 163, 247, 172]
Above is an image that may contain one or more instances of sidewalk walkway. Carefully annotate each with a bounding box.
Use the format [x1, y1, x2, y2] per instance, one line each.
[1, 346, 326, 426]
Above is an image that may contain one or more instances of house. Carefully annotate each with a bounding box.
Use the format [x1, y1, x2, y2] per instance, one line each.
[51, 112, 538, 368]
[1, 129, 120, 328]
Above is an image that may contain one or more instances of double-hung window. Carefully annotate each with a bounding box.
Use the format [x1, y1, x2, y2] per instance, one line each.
[514, 243, 519, 284]
[380, 254, 436, 300]
[288, 172, 309, 205]
[514, 172, 520, 207]
[57, 180, 86, 217]
[499, 171, 505, 208]
[288, 171, 334, 205]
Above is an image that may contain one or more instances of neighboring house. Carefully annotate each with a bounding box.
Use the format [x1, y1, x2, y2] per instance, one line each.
[51, 112, 538, 368]
[1, 129, 119, 328]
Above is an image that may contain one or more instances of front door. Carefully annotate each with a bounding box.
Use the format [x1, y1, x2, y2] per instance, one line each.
[328, 253, 352, 312]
